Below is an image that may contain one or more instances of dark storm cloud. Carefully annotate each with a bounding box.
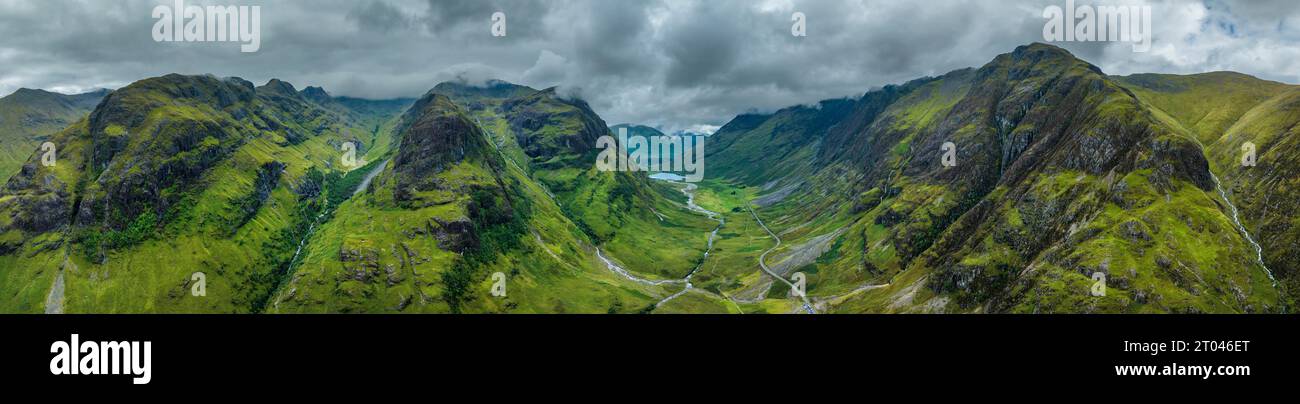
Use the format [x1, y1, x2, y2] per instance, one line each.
[422, 0, 494, 32]
[348, 0, 414, 33]
[1, 0, 1296, 133]
[571, 0, 652, 76]
[661, 1, 745, 88]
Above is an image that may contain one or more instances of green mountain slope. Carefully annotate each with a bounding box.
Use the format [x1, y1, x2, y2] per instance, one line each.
[1114, 72, 1300, 307]
[1116, 72, 1292, 144]
[1201, 87, 1300, 306]
[431, 82, 718, 283]
[704, 43, 1283, 313]
[270, 93, 663, 313]
[0, 88, 108, 181]
[268, 81, 744, 313]
[0, 74, 407, 313]
[1, 43, 1291, 314]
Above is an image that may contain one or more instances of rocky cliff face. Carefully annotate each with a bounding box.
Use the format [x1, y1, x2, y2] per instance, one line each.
[391, 94, 500, 205]
[1, 43, 1290, 314]
[270, 89, 662, 314]
[0, 74, 407, 313]
[708, 43, 1284, 313]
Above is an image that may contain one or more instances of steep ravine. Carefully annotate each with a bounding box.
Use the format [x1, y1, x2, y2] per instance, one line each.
[266, 159, 391, 311]
[1208, 167, 1276, 285]
[1182, 131, 1278, 287]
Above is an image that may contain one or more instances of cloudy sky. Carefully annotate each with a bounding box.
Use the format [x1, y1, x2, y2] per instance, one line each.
[2, 0, 1298, 133]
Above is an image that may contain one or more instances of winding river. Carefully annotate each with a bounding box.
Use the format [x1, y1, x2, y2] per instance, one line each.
[594, 179, 724, 309]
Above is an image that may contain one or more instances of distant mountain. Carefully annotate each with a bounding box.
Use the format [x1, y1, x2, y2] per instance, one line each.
[610, 123, 664, 136]
[611, 124, 673, 172]
[0, 88, 108, 181]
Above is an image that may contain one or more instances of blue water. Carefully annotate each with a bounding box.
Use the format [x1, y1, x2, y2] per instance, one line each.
[649, 172, 686, 182]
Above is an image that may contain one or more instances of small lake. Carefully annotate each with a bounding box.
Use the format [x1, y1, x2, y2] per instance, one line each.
[648, 172, 686, 182]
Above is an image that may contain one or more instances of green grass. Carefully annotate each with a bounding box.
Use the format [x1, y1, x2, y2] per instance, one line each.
[1117, 72, 1293, 144]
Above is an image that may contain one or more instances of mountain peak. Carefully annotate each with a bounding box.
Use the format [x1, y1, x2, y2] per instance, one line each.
[431, 79, 534, 101]
[1017, 42, 1070, 53]
[10, 88, 52, 97]
[4, 88, 110, 105]
[300, 86, 331, 103]
[87, 74, 257, 135]
[982, 41, 1103, 78]
[611, 123, 666, 137]
[391, 92, 497, 203]
[258, 78, 299, 97]
[1001, 42, 1089, 66]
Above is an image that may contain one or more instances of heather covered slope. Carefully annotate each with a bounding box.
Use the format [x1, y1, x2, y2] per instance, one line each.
[706, 44, 1284, 313]
[0, 88, 108, 181]
[0, 74, 407, 313]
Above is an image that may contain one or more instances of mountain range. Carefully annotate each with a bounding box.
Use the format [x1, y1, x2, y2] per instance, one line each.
[0, 43, 1294, 313]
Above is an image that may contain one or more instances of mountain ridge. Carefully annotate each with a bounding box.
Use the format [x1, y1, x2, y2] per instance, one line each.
[0, 43, 1294, 313]
[704, 43, 1284, 313]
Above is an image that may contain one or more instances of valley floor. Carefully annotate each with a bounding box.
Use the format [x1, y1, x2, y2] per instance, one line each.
[600, 178, 840, 314]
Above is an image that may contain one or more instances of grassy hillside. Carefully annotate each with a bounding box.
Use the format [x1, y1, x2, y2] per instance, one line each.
[0, 75, 408, 313]
[271, 94, 664, 313]
[1, 43, 1292, 314]
[1116, 72, 1291, 144]
[0, 88, 107, 181]
[432, 82, 719, 283]
[706, 44, 1284, 313]
[1117, 71, 1300, 307]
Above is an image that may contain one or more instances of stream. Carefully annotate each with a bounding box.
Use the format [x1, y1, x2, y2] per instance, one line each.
[1181, 133, 1276, 287]
[1207, 168, 1277, 285]
[269, 158, 391, 310]
[652, 182, 724, 308]
[593, 180, 725, 309]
